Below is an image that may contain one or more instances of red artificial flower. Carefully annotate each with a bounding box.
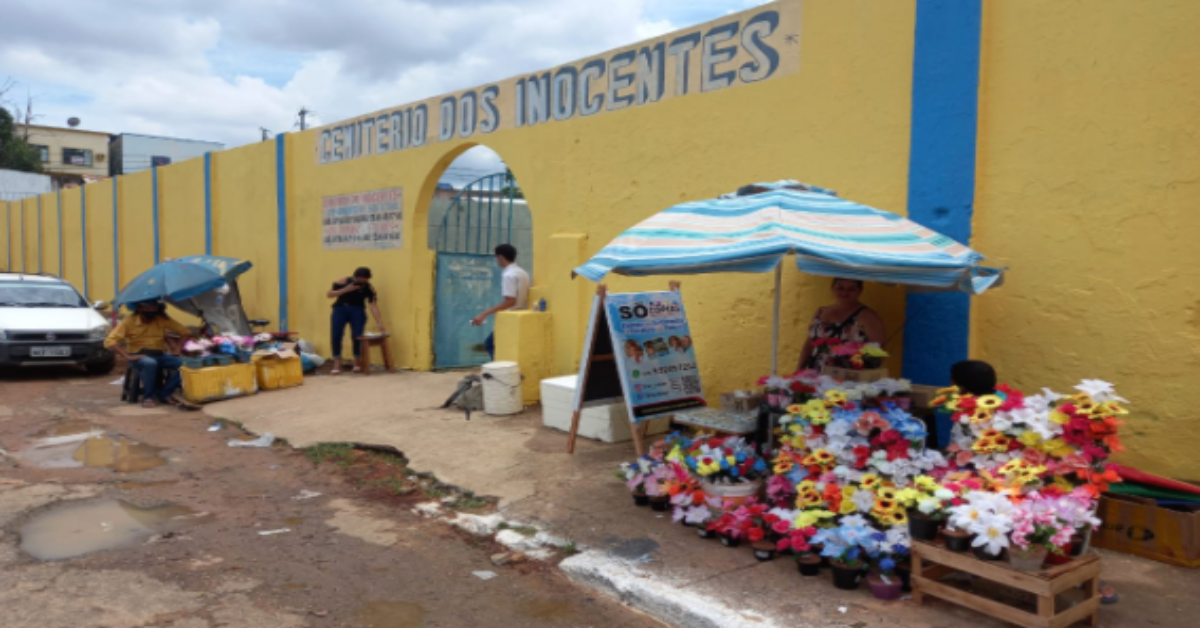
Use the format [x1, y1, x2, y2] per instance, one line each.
[772, 520, 791, 535]
[997, 384, 1025, 411]
[886, 439, 911, 461]
[852, 446, 872, 469]
[790, 382, 816, 394]
[958, 397, 978, 413]
[748, 527, 765, 543]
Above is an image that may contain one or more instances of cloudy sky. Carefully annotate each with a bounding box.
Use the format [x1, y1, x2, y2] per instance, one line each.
[0, 0, 768, 184]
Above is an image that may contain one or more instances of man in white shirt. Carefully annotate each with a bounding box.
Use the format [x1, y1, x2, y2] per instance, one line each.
[471, 243, 530, 360]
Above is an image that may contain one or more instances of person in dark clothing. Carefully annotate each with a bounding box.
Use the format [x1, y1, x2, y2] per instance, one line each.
[797, 278, 886, 371]
[327, 267, 386, 374]
[950, 360, 998, 396]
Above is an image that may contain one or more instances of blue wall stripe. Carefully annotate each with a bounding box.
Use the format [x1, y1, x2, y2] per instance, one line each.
[152, 165, 161, 264]
[275, 134, 289, 331]
[204, 152, 213, 255]
[901, 0, 982, 385]
[81, 188, 90, 300]
[113, 177, 120, 296]
[57, 191, 63, 277]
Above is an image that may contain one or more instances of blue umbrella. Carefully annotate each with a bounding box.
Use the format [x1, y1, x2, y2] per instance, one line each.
[172, 255, 253, 281]
[114, 259, 231, 306]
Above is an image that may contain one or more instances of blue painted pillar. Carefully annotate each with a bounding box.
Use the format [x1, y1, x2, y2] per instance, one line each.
[902, 0, 983, 385]
[204, 152, 213, 255]
[275, 134, 289, 331]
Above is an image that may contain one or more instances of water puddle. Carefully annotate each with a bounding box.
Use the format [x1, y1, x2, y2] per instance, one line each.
[356, 601, 427, 628]
[32, 419, 99, 438]
[116, 480, 180, 490]
[19, 431, 166, 472]
[72, 437, 167, 472]
[19, 499, 209, 561]
[521, 600, 576, 620]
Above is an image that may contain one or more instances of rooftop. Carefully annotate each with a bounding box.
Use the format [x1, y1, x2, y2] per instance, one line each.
[26, 124, 111, 137]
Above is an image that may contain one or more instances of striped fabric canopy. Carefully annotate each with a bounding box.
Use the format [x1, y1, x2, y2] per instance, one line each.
[574, 181, 1004, 294]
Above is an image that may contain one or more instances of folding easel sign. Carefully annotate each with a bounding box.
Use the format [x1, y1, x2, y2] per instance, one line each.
[567, 283, 706, 455]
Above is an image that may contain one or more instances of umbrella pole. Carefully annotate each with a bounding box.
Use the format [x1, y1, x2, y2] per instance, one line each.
[771, 263, 782, 378]
[768, 262, 783, 454]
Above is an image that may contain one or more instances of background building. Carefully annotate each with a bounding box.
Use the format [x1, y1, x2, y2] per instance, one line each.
[0, 169, 53, 203]
[109, 133, 224, 176]
[23, 124, 111, 188]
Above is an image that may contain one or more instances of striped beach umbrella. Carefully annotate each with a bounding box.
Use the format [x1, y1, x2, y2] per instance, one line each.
[574, 180, 1003, 294]
[573, 181, 1005, 379]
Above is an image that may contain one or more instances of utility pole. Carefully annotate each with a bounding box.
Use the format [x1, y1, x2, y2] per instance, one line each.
[296, 106, 313, 131]
[260, 127, 270, 142]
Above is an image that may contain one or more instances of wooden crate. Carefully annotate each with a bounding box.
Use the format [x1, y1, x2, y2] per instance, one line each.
[911, 539, 1101, 628]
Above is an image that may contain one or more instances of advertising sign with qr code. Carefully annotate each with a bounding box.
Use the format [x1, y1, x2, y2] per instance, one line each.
[605, 291, 706, 421]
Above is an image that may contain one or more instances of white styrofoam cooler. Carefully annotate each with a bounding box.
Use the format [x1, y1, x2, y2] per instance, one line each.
[540, 375, 670, 444]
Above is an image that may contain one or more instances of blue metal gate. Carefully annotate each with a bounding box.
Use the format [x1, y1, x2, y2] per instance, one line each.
[432, 172, 520, 369]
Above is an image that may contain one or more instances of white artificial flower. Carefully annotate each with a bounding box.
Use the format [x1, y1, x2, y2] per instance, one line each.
[1040, 387, 1067, 402]
[1075, 379, 1127, 402]
[841, 514, 870, 529]
[934, 488, 955, 500]
[852, 489, 877, 513]
[970, 514, 1013, 555]
[886, 525, 911, 548]
[917, 498, 940, 515]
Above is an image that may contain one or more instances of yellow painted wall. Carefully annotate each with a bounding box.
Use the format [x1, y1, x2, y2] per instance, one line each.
[287, 0, 915, 386]
[85, 181, 117, 304]
[7, 0, 1191, 480]
[212, 142, 280, 325]
[60, 188, 85, 292]
[23, 198, 38, 273]
[119, 170, 156, 286]
[41, 193, 60, 277]
[1, 203, 11, 271]
[159, 158, 206, 260]
[974, 0, 1200, 477]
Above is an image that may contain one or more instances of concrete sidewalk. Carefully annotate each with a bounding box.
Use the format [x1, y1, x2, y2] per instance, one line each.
[207, 372, 1200, 628]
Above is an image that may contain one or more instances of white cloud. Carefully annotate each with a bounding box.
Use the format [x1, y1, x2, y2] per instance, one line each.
[0, 0, 757, 167]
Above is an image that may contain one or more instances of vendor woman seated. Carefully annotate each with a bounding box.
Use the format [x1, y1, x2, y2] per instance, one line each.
[797, 278, 886, 371]
[104, 300, 192, 408]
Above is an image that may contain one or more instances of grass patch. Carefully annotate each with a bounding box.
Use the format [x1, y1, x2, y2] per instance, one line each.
[561, 542, 580, 556]
[303, 443, 355, 467]
[448, 494, 491, 511]
[507, 525, 539, 537]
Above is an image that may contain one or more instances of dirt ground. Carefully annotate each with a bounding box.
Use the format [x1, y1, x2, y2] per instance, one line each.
[0, 367, 662, 628]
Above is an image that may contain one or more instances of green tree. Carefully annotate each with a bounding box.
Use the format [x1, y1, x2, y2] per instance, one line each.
[499, 168, 524, 199]
[0, 108, 43, 173]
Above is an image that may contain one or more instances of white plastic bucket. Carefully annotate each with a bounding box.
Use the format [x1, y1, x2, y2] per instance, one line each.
[482, 361, 523, 416]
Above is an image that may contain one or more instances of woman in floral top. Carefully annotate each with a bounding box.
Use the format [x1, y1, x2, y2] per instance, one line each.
[797, 278, 886, 372]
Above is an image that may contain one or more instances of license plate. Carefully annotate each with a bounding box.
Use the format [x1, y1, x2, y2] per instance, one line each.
[31, 346, 71, 358]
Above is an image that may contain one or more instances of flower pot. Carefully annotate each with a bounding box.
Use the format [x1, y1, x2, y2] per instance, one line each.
[752, 542, 777, 562]
[972, 543, 1006, 561]
[867, 572, 903, 601]
[1008, 546, 1048, 572]
[1070, 528, 1092, 557]
[696, 527, 715, 540]
[700, 479, 764, 508]
[649, 496, 670, 512]
[797, 555, 822, 576]
[942, 529, 972, 553]
[719, 533, 742, 548]
[830, 562, 862, 591]
[681, 519, 696, 528]
[896, 563, 912, 593]
[907, 510, 942, 542]
[1045, 543, 1073, 566]
[632, 492, 650, 507]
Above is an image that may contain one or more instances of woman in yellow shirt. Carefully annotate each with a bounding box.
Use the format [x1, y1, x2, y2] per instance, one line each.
[104, 301, 191, 408]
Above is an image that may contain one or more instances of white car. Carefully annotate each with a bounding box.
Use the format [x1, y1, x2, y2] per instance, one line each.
[0, 273, 116, 374]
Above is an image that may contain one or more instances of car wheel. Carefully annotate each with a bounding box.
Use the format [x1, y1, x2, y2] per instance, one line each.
[85, 357, 116, 376]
